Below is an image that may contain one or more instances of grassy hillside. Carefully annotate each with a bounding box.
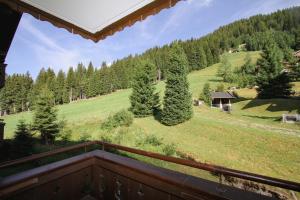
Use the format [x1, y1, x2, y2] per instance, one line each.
[3, 51, 300, 182]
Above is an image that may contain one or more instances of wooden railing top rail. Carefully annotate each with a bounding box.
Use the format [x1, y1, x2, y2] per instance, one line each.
[0, 141, 97, 169]
[98, 141, 300, 192]
[0, 140, 300, 192]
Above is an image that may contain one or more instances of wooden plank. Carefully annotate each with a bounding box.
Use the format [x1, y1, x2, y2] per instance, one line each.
[0, 141, 97, 169]
[0, 150, 277, 200]
[98, 141, 300, 192]
[0, 151, 95, 190]
[0, 177, 38, 197]
[92, 150, 274, 200]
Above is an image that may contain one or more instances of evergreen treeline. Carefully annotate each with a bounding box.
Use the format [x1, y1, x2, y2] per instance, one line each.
[1, 6, 300, 115]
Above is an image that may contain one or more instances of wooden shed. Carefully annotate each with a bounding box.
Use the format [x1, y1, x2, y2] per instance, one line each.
[210, 92, 236, 111]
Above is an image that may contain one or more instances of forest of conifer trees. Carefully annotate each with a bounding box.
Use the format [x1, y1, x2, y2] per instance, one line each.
[1, 6, 300, 116]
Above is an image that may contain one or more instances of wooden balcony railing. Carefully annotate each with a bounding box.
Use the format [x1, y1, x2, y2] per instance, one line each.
[0, 141, 299, 200]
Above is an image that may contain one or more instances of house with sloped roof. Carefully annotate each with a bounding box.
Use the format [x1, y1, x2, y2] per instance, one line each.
[210, 92, 236, 111]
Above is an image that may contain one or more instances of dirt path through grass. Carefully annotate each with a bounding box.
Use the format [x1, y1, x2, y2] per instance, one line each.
[197, 110, 300, 137]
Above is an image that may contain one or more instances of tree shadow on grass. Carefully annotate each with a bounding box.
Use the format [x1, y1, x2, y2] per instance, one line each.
[242, 115, 281, 122]
[153, 109, 162, 123]
[208, 78, 222, 83]
[231, 97, 251, 103]
[242, 98, 300, 113]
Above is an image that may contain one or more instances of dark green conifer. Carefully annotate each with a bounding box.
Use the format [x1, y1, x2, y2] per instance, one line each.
[13, 120, 34, 157]
[217, 55, 233, 82]
[161, 43, 193, 126]
[201, 83, 211, 106]
[66, 67, 76, 102]
[32, 88, 59, 145]
[256, 41, 292, 98]
[130, 61, 159, 117]
[55, 70, 66, 104]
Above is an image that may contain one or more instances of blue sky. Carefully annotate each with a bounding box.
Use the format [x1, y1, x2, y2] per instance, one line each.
[6, 0, 300, 78]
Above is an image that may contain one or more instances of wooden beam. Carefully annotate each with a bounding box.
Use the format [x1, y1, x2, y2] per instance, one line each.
[0, 119, 5, 142]
[0, 3, 22, 88]
[0, 0, 179, 42]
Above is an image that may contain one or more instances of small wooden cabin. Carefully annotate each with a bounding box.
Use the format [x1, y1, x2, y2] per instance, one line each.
[210, 92, 236, 111]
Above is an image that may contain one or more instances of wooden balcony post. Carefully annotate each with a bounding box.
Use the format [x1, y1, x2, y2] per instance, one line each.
[0, 118, 5, 142]
[0, 63, 7, 88]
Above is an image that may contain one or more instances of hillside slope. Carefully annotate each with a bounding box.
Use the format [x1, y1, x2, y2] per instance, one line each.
[3, 51, 300, 182]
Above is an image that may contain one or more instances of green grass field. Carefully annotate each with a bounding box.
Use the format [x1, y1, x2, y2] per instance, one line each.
[3, 51, 300, 183]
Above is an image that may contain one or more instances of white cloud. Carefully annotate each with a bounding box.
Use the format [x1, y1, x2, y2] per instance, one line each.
[187, 0, 213, 7]
[18, 15, 85, 72]
[154, 0, 213, 41]
[229, 0, 300, 22]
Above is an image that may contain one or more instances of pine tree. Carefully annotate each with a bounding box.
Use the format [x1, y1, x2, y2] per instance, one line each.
[35, 68, 48, 88]
[55, 70, 66, 104]
[75, 63, 86, 99]
[161, 43, 193, 126]
[66, 67, 76, 102]
[32, 88, 59, 145]
[13, 120, 34, 157]
[256, 41, 292, 98]
[201, 83, 211, 105]
[189, 45, 207, 70]
[129, 61, 159, 117]
[87, 73, 99, 98]
[46, 68, 57, 95]
[236, 53, 257, 87]
[86, 62, 95, 78]
[99, 62, 112, 95]
[198, 46, 208, 70]
[295, 27, 300, 50]
[217, 55, 233, 82]
[293, 62, 300, 81]
[204, 41, 214, 66]
[283, 48, 296, 63]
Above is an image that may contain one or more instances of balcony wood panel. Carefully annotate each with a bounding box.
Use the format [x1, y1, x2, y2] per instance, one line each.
[0, 150, 276, 200]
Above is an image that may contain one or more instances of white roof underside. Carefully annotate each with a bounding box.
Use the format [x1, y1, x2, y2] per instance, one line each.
[20, 0, 155, 33]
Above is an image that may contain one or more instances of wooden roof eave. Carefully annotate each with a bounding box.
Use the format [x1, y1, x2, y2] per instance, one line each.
[0, 0, 180, 42]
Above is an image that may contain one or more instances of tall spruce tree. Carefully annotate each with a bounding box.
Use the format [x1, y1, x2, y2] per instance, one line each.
[46, 68, 57, 95]
[256, 40, 292, 98]
[189, 45, 207, 70]
[55, 70, 66, 104]
[198, 46, 208, 70]
[66, 67, 76, 102]
[87, 72, 99, 98]
[75, 63, 86, 99]
[204, 41, 214, 66]
[86, 62, 95, 78]
[161, 43, 193, 126]
[13, 120, 34, 157]
[32, 88, 59, 145]
[129, 61, 159, 117]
